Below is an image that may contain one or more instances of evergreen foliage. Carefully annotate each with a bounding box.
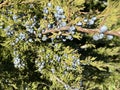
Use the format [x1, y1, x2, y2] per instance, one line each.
[0, 0, 120, 90]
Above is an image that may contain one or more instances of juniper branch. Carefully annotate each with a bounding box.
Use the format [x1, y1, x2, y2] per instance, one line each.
[0, 0, 39, 8]
[0, 0, 8, 8]
[53, 75, 73, 90]
[42, 26, 120, 37]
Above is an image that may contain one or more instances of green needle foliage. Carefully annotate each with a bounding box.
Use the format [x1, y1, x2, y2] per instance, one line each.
[0, 0, 120, 90]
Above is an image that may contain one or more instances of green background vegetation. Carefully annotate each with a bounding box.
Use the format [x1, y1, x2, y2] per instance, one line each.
[0, 0, 120, 90]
